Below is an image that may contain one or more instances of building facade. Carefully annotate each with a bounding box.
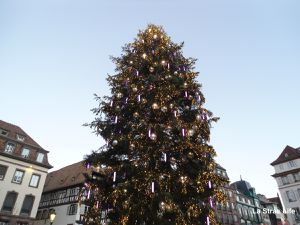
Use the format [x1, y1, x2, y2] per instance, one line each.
[231, 180, 265, 225]
[215, 164, 240, 225]
[257, 194, 285, 225]
[271, 145, 300, 225]
[0, 120, 52, 225]
[34, 161, 91, 225]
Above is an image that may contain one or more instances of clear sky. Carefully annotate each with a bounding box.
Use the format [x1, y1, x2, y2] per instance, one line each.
[1, 0, 300, 198]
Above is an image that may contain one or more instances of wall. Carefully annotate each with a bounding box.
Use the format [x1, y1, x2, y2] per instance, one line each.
[0, 155, 48, 219]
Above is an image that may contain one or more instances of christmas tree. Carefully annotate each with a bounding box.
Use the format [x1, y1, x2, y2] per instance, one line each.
[83, 24, 226, 225]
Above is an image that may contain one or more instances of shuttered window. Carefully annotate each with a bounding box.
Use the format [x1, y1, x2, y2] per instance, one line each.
[20, 195, 35, 216]
[0, 165, 8, 180]
[2, 192, 18, 213]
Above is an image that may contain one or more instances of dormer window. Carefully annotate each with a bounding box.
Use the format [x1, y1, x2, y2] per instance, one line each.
[285, 153, 289, 158]
[16, 134, 25, 142]
[36, 153, 44, 163]
[289, 160, 296, 168]
[0, 128, 9, 136]
[21, 148, 30, 159]
[4, 142, 16, 153]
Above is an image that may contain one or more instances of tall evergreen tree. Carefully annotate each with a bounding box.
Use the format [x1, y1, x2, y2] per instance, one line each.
[83, 24, 226, 225]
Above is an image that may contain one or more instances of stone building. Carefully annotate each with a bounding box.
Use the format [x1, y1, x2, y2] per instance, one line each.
[271, 145, 300, 225]
[215, 164, 240, 225]
[0, 120, 52, 225]
[230, 180, 264, 225]
[257, 194, 285, 225]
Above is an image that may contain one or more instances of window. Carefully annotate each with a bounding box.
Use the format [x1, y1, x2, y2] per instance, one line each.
[279, 164, 284, 170]
[16, 223, 28, 225]
[1, 192, 18, 213]
[29, 174, 40, 187]
[42, 209, 49, 219]
[286, 190, 297, 202]
[228, 190, 232, 197]
[293, 208, 300, 222]
[282, 176, 290, 185]
[243, 206, 248, 218]
[21, 148, 30, 158]
[248, 208, 253, 220]
[233, 215, 238, 222]
[20, 195, 34, 216]
[228, 214, 233, 223]
[36, 153, 44, 163]
[0, 128, 8, 136]
[16, 134, 25, 142]
[0, 165, 8, 180]
[226, 202, 230, 210]
[21, 148, 30, 159]
[289, 161, 297, 168]
[12, 169, 25, 184]
[0, 221, 9, 225]
[67, 204, 78, 215]
[231, 202, 235, 210]
[293, 173, 300, 182]
[4, 142, 15, 153]
[237, 205, 242, 215]
[36, 210, 42, 220]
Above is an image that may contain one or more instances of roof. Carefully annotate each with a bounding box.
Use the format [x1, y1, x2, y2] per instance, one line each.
[271, 145, 300, 166]
[0, 120, 43, 149]
[271, 167, 300, 177]
[257, 194, 272, 204]
[0, 120, 52, 168]
[43, 161, 91, 192]
[267, 196, 283, 210]
[231, 180, 255, 197]
[216, 163, 226, 171]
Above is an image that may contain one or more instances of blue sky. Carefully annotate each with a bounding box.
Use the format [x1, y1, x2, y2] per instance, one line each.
[1, 0, 300, 198]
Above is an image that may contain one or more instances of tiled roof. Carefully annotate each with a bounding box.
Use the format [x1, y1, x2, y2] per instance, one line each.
[216, 163, 226, 171]
[0, 119, 52, 168]
[0, 120, 42, 149]
[43, 161, 91, 193]
[270, 145, 300, 166]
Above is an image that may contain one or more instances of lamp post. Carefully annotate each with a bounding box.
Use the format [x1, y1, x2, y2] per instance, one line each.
[49, 209, 56, 225]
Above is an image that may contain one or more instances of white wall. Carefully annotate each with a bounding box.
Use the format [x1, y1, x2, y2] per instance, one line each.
[0, 155, 48, 218]
[274, 159, 300, 174]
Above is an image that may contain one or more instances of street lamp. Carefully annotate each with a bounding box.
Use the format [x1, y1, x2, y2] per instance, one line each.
[49, 209, 56, 225]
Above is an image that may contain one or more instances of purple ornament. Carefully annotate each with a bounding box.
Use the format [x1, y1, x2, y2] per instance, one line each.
[206, 216, 210, 225]
[209, 197, 213, 208]
[113, 172, 116, 182]
[182, 128, 185, 137]
[208, 180, 212, 189]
